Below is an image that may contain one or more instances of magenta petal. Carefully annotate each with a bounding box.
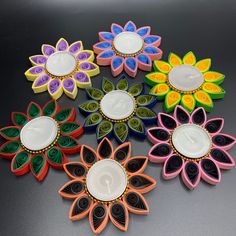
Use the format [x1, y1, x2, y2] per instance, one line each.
[148, 143, 173, 163]
[158, 113, 177, 130]
[30, 55, 47, 65]
[124, 57, 138, 77]
[34, 74, 51, 87]
[56, 38, 69, 51]
[174, 105, 190, 124]
[74, 71, 89, 83]
[29, 66, 45, 75]
[42, 45, 55, 56]
[69, 41, 82, 54]
[147, 127, 170, 144]
[63, 78, 75, 93]
[124, 21, 137, 32]
[212, 133, 236, 150]
[111, 23, 123, 35]
[191, 107, 207, 126]
[204, 118, 224, 134]
[48, 79, 61, 94]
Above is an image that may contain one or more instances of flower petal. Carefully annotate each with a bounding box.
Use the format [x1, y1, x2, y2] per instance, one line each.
[212, 133, 236, 150]
[11, 150, 31, 176]
[55, 107, 76, 124]
[136, 95, 157, 108]
[93, 41, 112, 54]
[203, 71, 225, 85]
[0, 141, 21, 159]
[200, 158, 221, 185]
[97, 137, 113, 159]
[148, 143, 173, 163]
[80, 145, 97, 167]
[83, 113, 103, 131]
[79, 62, 100, 77]
[150, 84, 170, 100]
[30, 154, 49, 181]
[180, 94, 196, 113]
[42, 100, 59, 117]
[181, 161, 200, 190]
[32, 74, 51, 93]
[99, 31, 115, 41]
[60, 122, 83, 138]
[143, 46, 162, 60]
[63, 162, 87, 179]
[25, 66, 45, 81]
[147, 127, 170, 144]
[111, 56, 124, 77]
[56, 38, 69, 51]
[77, 50, 94, 62]
[136, 53, 152, 71]
[124, 21, 136, 32]
[96, 121, 113, 143]
[195, 58, 211, 73]
[202, 82, 225, 99]
[153, 60, 172, 74]
[191, 107, 207, 125]
[174, 105, 190, 124]
[116, 74, 129, 90]
[183, 51, 196, 65]
[111, 23, 123, 35]
[58, 179, 85, 199]
[128, 83, 144, 97]
[57, 135, 81, 154]
[168, 53, 182, 67]
[113, 123, 129, 144]
[0, 126, 21, 141]
[78, 100, 99, 116]
[29, 55, 47, 66]
[11, 112, 29, 127]
[101, 77, 115, 93]
[69, 41, 83, 55]
[164, 91, 181, 113]
[41, 44, 56, 56]
[74, 71, 91, 88]
[158, 113, 177, 130]
[113, 142, 131, 163]
[124, 190, 149, 215]
[125, 156, 148, 174]
[89, 204, 109, 234]
[135, 107, 156, 124]
[163, 155, 184, 179]
[145, 72, 167, 87]
[46, 147, 66, 169]
[48, 79, 63, 100]
[129, 174, 156, 193]
[127, 117, 146, 139]
[109, 201, 129, 232]
[62, 78, 78, 99]
[144, 35, 161, 47]
[136, 26, 151, 37]
[204, 118, 224, 134]
[27, 101, 42, 119]
[86, 87, 104, 100]
[124, 57, 138, 77]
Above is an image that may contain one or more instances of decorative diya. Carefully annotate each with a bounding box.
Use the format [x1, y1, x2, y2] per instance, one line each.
[147, 105, 235, 190]
[25, 38, 100, 100]
[0, 100, 83, 181]
[145, 52, 225, 113]
[93, 21, 162, 77]
[78, 75, 157, 143]
[59, 138, 156, 233]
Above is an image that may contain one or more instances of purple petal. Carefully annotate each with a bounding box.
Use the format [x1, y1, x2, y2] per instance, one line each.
[69, 41, 82, 54]
[74, 71, 89, 82]
[42, 45, 55, 56]
[79, 62, 96, 71]
[56, 38, 68, 51]
[48, 79, 61, 94]
[29, 66, 45, 75]
[63, 78, 75, 93]
[77, 51, 92, 61]
[34, 74, 51, 87]
[30, 55, 47, 65]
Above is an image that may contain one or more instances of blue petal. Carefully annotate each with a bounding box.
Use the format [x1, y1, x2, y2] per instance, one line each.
[111, 23, 123, 35]
[137, 27, 150, 37]
[112, 56, 123, 69]
[95, 41, 112, 49]
[100, 32, 114, 41]
[97, 50, 115, 58]
[124, 21, 136, 32]
[144, 46, 159, 54]
[144, 36, 161, 44]
[137, 54, 151, 65]
[125, 57, 137, 70]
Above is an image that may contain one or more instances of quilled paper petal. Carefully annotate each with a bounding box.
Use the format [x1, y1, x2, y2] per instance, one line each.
[191, 107, 207, 125]
[79, 62, 100, 77]
[63, 162, 87, 179]
[0, 141, 21, 159]
[195, 58, 211, 73]
[59, 179, 85, 199]
[124, 21, 136, 32]
[202, 82, 225, 99]
[99, 32, 115, 41]
[203, 71, 225, 85]
[111, 56, 124, 77]
[144, 35, 161, 47]
[41, 44, 56, 56]
[181, 161, 200, 190]
[56, 38, 69, 51]
[60, 122, 83, 138]
[11, 150, 31, 176]
[93, 41, 112, 54]
[96, 50, 115, 65]
[78, 101, 99, 116]
[55, 107, 76, 124]
[83, 113, 103, 131]
[74, 71, 91, 88]
[29, 55, 47, 66]
[168, 53, 182, 67]
[129, 174, 156, 193]
[124, 191, 149, 215]
[57, 135, 81, 154]
[86, 87, 104, 100]
[77, 50, 94, 62]
[136, 26, 151, 37]
[180, 94, 196, 113]
[25, 66, 45, 81]
[62, 78, 78, 99]
[194, 90, 213, 112]
[158, 113, 177, 130]
[153, 60, 171, 74]
[111, 23, 123, 35]
[113, 142, 131, 163]
[127, 117, 145, 139]
[80, 145, 97, 167]
[135, 107, 156, 124]
[97, 137, 113, 159]
[124, 57, 138, 77]
[101, 77, 115, 93]
[113, 123, 129, 144]
[136, 53, 152, 71]
[30, 154, 49, 181]
[174, 105, 190, 124]
[0, 126, 21, 140]
[210, 148, 235, 169]
[163, 155, 183, 179]
[183, 51, 196, 65]
[109, 201, 129, 232]
[125, 156, 148, 174]
[96, 121, 113, 143]
[69, 194, 92, 220]
[136, 95, 157, 108]
[69, 41, 83, 55]
[148, 143, 173, 163]
[164, 91, 181, 113]
[147, 127, 170, 144]
[46, 147, 66, 169]
[145, 72, 167, 87]
[128, 83, 144, 97]
[89, 204, 109, 234]
[150, 84, 170, 100]
[200, 158, 221, 185]
[48, 79, 63, 100]
[205, 118, 224, 134]
[212, 134, 236, 150]
[11, 112, 29, 127]
[27, 101, 42, 119]
[116, 75, 129, 91]
[32, 74, 51, 93]
[42, 100, 59, 117]
[143, 46, 162, 60]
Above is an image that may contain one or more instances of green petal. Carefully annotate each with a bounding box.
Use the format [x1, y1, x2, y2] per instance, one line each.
[96, 120, 113, 141]
[116, 78, 128, 91]
[0, 127, 20, 140]
[55, 108, 73, 123]
[12, 112, 28, 127]
[12, 150, 30, 170]
[128, 83, 144, 97]
[57, 136, 78, 149]
[135, 107, 156, 119]
[46, 147, 63, 165]
[27, 102, 41, 119]
[0, 141, 21, 155]
[43, 100, 57, 116]
[30, 154, 46, 176]
[60, 122, 81, 135]
[114, 123, 129, 143]
[128, 117, 145, 134]
[79, 101, 99, 114]
[136, 95, 156, 107]
[102, 77, 115, 93]
[86, 87, 104, 100]
[84, 113, 103, 127]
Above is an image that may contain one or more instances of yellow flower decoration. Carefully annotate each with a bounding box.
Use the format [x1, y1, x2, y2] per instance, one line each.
[145, 52, 225, 113]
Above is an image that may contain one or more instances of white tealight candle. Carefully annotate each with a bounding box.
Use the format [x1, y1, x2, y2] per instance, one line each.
[20, 116, 58, 151]
[86, 159, 127, 202]
[100, 90, 135, 121]
[168, 64, 204, 92]
[172, 124, 211, 159]
[46, 51, 77, 76]
[113, 32, 143, 55]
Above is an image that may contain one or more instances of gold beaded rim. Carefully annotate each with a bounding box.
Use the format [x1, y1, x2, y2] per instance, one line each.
[169, 124, 212, 162]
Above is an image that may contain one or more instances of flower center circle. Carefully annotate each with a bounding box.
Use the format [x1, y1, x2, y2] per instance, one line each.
[20, 116, 58, 151]
[86, 159, 127, 202]
[168, 64, 204, 92]
[113, 32, 143, 55]
[100, 90, 136, 121]
[46, 51, 77, 77]
[171, 124, 212, 159]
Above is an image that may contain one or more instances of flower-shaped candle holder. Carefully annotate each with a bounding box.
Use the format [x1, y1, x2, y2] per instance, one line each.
[147, 105, 235, 190]
[59, 138, 156, 233]
[0, 100, 83, 181]
[25, 38, 100, 100]
[93, 21, 162, 77]
[145, 52, 225, 113]
[78, 75, 157, 143]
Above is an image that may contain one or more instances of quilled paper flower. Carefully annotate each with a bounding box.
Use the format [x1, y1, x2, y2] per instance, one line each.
[147, 105, 235, 190]
[25, 38, 100, 100]
[78, 75, 157, 143]
[93, 21, 162, 78]
[0, 100, 83, 181]
[59, 138, 156, 233]
[145, 52, 226, 113]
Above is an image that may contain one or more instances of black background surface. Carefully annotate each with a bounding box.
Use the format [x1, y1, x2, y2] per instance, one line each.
[0, 0, 236, 235]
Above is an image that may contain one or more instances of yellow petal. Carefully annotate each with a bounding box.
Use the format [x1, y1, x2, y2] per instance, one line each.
[168, 53, 182, 67]
[150, 84, 170, 100]
[195, 58, 211, 72]
[165, 91, 181, 112]
[203, 71, 225, 85]
[183, 51, 196, 65]
[181, 94, 195, 113]
[194, 90, 213, 112]
[153, 60, 172, 74]
[202, 82, 225, 99]
[145, 72, 167, 86]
